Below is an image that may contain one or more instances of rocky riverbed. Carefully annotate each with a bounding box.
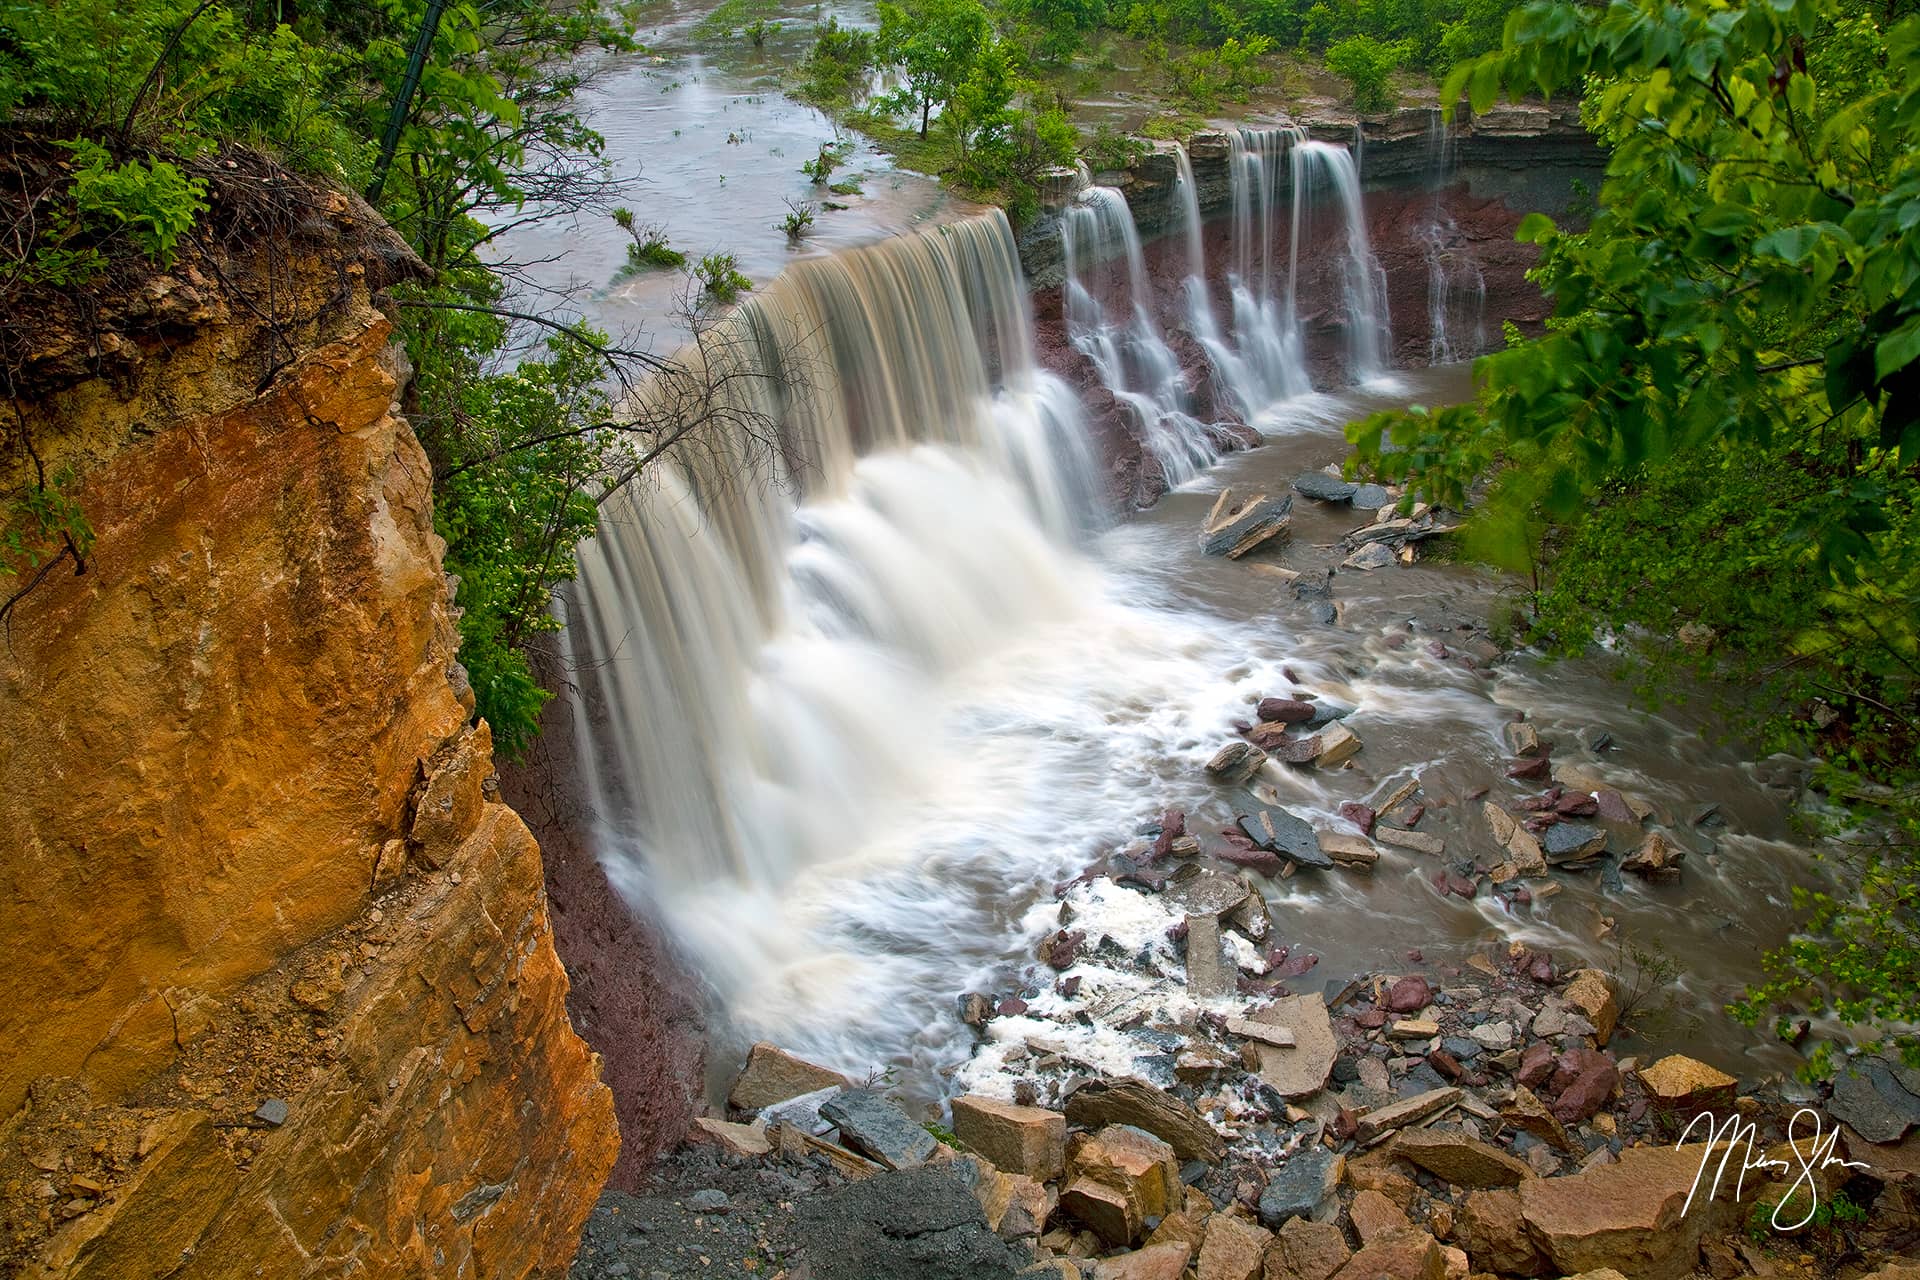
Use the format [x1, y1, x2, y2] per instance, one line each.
[569, 458, 1920, 1280]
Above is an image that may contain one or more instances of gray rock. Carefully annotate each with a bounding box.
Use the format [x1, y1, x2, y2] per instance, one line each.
[1238, 806, 1332, 869]
[1442, 1037, 1483, 1061]
[1257, 1147, 1341, 1227]
[1828, 1058, 1920, 1144]
[820, 1090, 939, 1170]
[1469, 1020, 1515, 1051]
[793, 1165, 1029, 1280]
[1341, 543, 1396, 572]
[1544, 823, 1607, 862]
[1351, 483, 1392, 509]
[254, 1098, 289, 1127]
[687, 1189, 730, 1213]
[1293, 472, 1359, 503]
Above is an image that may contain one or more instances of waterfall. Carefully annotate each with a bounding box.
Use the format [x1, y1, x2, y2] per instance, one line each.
[1173, 144, 1263, 420]
[1222, 128, 1312, 407]
[1290, 139, 1393, 382]
[1420, 109, 1487, 364]
[567, 212, 1099, 908]
[1058, 186, 1217, 484]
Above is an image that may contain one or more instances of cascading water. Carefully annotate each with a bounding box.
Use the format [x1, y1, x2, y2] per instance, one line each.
[1222, 128, 1313, 407]
[1289, 138, 1394, 382]
[1059, 186, 1218, 484]
[1420, 109, 1488, 364]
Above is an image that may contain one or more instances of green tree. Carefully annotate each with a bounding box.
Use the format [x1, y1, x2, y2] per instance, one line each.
[1350, 0, 1920, 1066]
[876, 0, 994, 138]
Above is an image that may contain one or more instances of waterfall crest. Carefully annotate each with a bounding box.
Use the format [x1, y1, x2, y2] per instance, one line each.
[567, 212, 1099, 898]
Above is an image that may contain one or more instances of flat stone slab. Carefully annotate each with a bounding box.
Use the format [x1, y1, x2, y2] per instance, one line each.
[1238, 806, 1332, 868]
[1829, 1058, 1920, 1143]
[1247, 994, 1337, 1099]
[820, 1089, 938, 1170]
[1064, 1079, 1225, 1164]
[1392, 1127, 1533, 1188]
[1354, 1087, 1460, 1143]
[793, 1164, 1031, 1280]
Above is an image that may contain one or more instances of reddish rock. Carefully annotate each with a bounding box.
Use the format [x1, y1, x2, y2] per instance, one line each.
[1516, 1041, 1557, 1089]
[1552, 1059, 1622, 1125]
[1259, 698, 1316, 723]
[1041, 929, 1086, 970]
[1385, 975, 1432, 1013]
[1339, 803, 1377, 835]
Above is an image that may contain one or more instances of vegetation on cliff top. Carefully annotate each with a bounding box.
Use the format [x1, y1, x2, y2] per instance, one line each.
[0, 0, 782, 756]
[1351, 0, 1920, 1068]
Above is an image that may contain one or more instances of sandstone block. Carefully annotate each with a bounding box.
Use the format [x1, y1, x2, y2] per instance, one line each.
[953, 1094, 1068, 1180]
[729, 1042, 850, 1113]
[1392, 1127, 1532, 1188]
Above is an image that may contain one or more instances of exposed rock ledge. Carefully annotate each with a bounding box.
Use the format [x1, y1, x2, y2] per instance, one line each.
[0, 164, 615, 1277]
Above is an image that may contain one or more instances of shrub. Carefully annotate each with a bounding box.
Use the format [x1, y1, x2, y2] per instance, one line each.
[695, 252, 752, 304]
[611, 207, 685, 274]
[1324, 35, 1408, 113]
[779, 199, 815, 241]
[65, 141, 208, 266]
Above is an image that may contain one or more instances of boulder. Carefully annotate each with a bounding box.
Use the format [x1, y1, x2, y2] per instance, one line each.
[1501, 1085, 1577, 1153]
[1145, 1208, 1208, 1252]
[1351, 483, 1392, 509]
[1543, 824, 1607, 863]
[1186, 912, 1236, 999]
[1093, 1243, 1192, 1280]
[1294, 471, 1358, 502]
[1202, 492, 1295, 558]
[821, 1089, 939, 1170]
[1239, 807, 1332, 869]
[1312, 722, 1363, 768]
[1257, 1147, 1343, 1227]
[1327, 1228, 1446, 1280]
[1385, 975, 1432, 1013]
[1063, 1125, 1183, 1244]
[1266, 1217, 1352, 1280]
[1207, 741, 1268, 785]
[1620, 831, 1685, 877]
[1348, 1188, 1411, 1243]
[1562, 970, 1619, 1044]
[1354, 1088, 1460, 1143]
[1502, 721, 1543, 756]
[1517, 1142, 1744, 1279]
[952, 1095, 1068, 1181]
[688, 1116, 773, 1158]
[1245, 994, 1339, 1099]
[1391, 1128, 1532, 1188]
[1635, 1055, 1737, 1107]
[1829, 1057, 1920, 1143]
[1484, 802, 1547, 875]
[1259, 698, 1316, 723]
[1551, 1058, 1621, 1125]
[1458, 1188, 1546, 1277]
[1195, 1212, 1272, 1280]
[793, 1164, 1034, 1280]
[1065, 1079, 1226, 1164]
[730, 1042, 851, 1112]
[1341, 543, 1395, 572]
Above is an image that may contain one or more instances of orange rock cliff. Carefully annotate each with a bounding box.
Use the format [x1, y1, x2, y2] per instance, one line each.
[0, 171, 618, 1277]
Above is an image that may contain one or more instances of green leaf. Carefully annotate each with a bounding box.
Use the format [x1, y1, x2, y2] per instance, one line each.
[1875, 318, 1920, 382]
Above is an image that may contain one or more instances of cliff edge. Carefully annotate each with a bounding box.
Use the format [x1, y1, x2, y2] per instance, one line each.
[0, 148, 617, 1277]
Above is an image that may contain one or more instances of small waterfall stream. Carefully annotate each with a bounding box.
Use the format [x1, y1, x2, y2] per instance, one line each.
[1059, 186, 1216, 483]
[1420, 109, 1489, 364]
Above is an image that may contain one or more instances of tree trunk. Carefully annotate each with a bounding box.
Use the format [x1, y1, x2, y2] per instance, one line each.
[920, 97, 930, 139]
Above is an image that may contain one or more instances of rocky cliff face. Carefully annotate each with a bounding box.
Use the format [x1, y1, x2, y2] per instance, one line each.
[0, 163, 616, 1277]
[1019, 104, 1603, 505]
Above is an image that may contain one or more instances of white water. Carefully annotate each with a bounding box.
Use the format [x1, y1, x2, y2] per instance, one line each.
[560, 147, 1807, 1096]
[1059, 186, 1217, 484]
[1291, 139, 1393, 382]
